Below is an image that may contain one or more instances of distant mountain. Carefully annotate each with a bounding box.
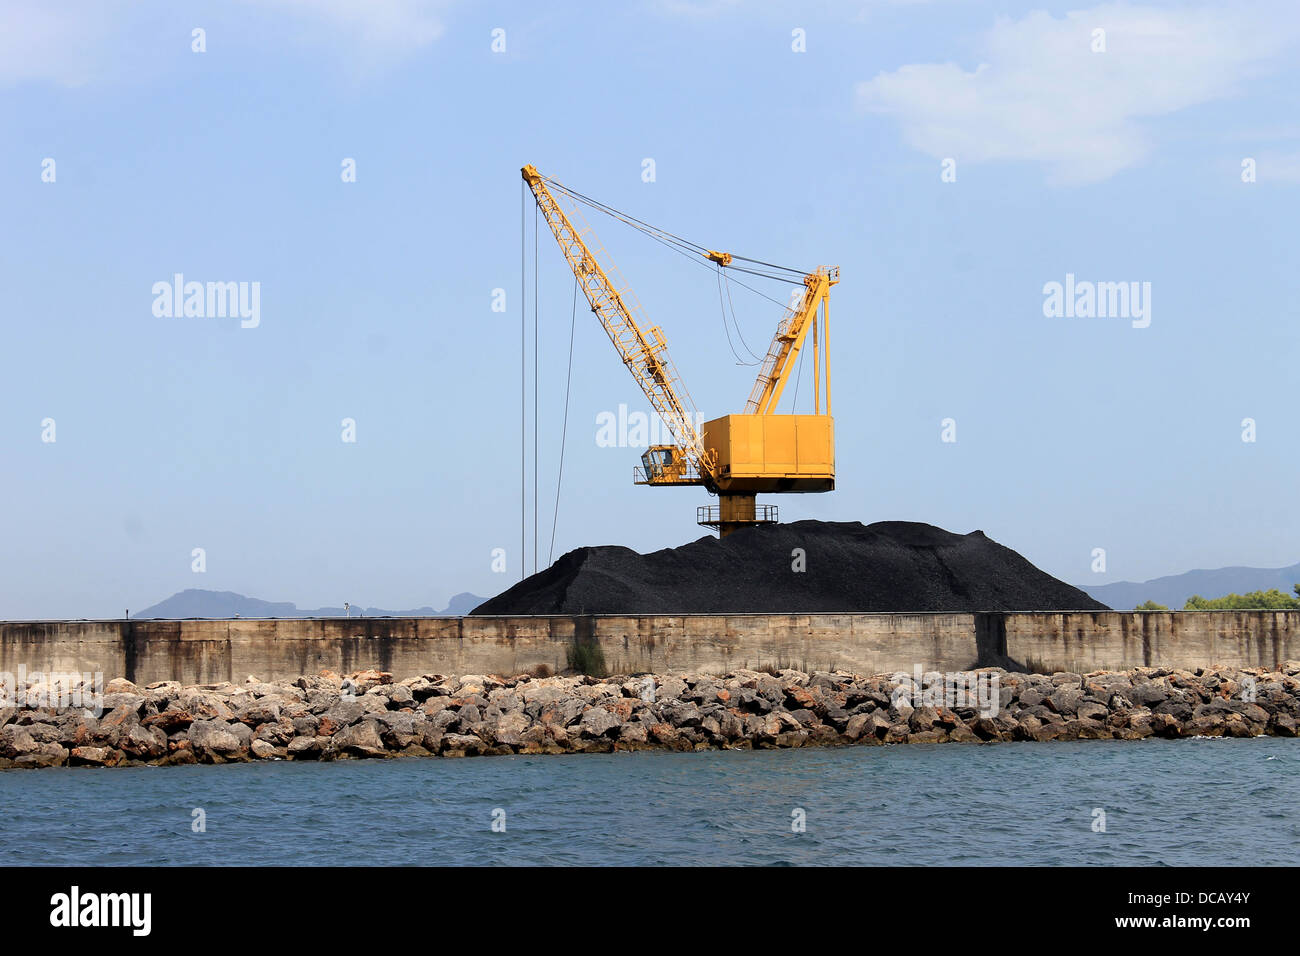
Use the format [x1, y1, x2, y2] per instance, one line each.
[133, 589, 487, 619]
[1079, 562, 1300, 610]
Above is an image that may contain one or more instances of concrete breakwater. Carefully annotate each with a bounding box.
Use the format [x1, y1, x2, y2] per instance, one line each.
[1, 610, 1298, 686]
[2, 661, 1297, 769]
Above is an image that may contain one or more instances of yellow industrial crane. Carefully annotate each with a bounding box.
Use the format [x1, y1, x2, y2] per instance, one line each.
[522, 164, 838, 536]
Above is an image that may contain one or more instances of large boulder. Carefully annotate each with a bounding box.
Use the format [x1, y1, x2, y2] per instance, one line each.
[331, 720, 387, 758]
[578, 707, 621, 738]
[188, 720, 247, 760]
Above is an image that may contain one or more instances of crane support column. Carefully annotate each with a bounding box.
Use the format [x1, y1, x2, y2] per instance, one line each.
[696, 493, 778, 537]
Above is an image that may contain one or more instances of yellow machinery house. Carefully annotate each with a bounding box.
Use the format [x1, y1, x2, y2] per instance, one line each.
[704, 415, 835, 494]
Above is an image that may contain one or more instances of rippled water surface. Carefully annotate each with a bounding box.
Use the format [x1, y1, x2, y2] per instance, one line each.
[3, 738, 1296, 866]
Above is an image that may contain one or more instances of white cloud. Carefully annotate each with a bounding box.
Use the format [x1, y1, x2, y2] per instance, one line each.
[857, 3, 1297, 184]
[0, 0, 454, 88]
[0, 1, 126, 87]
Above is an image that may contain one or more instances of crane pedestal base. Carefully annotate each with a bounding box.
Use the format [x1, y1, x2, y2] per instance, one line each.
[696, 495, 778, 537]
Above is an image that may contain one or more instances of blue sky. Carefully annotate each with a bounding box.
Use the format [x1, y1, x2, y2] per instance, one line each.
[2, 0, 1297, 618]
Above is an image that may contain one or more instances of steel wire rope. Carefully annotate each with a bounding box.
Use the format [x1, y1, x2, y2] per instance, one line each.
[544, 178, 800, 308]
[716, 265, 759, 366]
[722, 269, 764, 362]
[546, 177, 811, 279]
[514, 180, 520, 582]
[548, 276, 580, 565]
[790, 333, 809, 412]
[533, 204, 539, 575]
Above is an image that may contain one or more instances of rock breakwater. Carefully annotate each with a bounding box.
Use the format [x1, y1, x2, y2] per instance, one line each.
[2, 662, 1297, 769]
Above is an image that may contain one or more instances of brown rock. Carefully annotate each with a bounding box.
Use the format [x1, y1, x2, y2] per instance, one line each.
[947, 723, 979, 742]
[0, 726, 39, 758]
[287, 735, 321, 757]
[69, 746, 123, 767]
[143, 709, 194, 733]
[331, 720, 387, 757]
[97, 704, 141, 745]
[484, 711, 530, 747]
[1151, 713, 1185, 738]
[120, 724, 168, 760]
[1031, 720, 1065, 741]
[617, 722, 649, 746]
[1077, 701, 1109, 722]
[649, 723, 683, 747]
[15, 743, 68, 768]
[182, 692, 236, 722]
[188, 719, 246, 759]
[909, 705, 940, 731]
[1190, 714, 1226, 737]
[885, 723, 909, 743]
[1223, 714, 1255, 738]
[971, 716, 1002, 741]
[1069, 718, 1112, 740]
[440, 733, 486, 757]
[250, 739, 283, 760]
[236, 700, 282, 727]
[907, 729, 946, 744]
[719, 712, 745, 740]
[844, 713, 871, 741]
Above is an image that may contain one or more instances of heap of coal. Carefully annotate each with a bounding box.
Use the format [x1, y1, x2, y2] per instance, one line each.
[472, 520, 1109, 615]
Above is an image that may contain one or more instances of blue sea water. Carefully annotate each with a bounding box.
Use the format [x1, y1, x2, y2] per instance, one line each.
[2, 738, 1295, 866]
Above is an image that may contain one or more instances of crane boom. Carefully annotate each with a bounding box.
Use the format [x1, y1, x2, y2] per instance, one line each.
[522, 165, 714, 483]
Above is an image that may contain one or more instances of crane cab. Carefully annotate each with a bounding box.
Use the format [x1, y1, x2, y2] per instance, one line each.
[636, 445, 700, 485]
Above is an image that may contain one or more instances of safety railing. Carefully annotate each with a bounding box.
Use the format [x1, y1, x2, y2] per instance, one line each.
[696, 504, 779, 526]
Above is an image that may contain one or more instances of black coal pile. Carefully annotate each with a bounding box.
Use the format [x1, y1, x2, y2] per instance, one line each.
[472, 520, 1109, 615]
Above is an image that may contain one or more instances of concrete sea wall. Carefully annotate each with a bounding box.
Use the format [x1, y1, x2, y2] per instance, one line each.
[0, 611, 1296, 685]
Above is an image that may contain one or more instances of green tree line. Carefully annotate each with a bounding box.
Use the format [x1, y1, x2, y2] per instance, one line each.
[1136, 584, 1300, 611]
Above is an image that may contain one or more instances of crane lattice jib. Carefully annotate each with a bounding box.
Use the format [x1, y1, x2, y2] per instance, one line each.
[522, 166, 716, 479]
[745, 266, 838, 414]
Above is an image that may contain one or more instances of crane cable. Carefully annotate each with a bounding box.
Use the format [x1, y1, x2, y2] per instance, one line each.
[534, 203, 540, 575]
[556, 179, 807, 284]
[789, 333, 809, 412]
[556, 177, 810, 280]
[514, 180, 520, 582]
[716, 265, 760, 366]
[548, 275, 579, 565]
[542, 176, 806, 306]
[722, 268, 764, 362]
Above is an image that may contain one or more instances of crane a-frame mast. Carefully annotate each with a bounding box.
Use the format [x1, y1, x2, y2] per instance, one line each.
[745, 266, 839, 415]
[522, 164, 715, 485]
